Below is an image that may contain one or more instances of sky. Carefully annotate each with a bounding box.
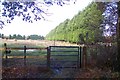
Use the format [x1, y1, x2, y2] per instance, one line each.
[0, 0, 93, 37]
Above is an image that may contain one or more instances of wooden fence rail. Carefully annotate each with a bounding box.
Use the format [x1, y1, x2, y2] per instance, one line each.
[2, 43, 48, 67]
[2, 43, 88, 69]
[0, 47, 47, 50]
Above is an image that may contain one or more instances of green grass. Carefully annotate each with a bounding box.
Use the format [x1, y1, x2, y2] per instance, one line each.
[4, 49, 79, 60]
[2, 43, 80, 63]
[1, 42, 47, 56]
[1, 43, 44, 48]
[5, 49, 47, 56]
[50, 47, 79, 61]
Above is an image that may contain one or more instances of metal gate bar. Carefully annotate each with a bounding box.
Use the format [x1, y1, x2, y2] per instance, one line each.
[49, 46, 81, 68]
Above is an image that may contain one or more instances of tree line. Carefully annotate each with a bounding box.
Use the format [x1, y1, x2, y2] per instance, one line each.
[46, 2, 104, 44]
[0, 33, 44, 40]
[46, 2, 117, 44]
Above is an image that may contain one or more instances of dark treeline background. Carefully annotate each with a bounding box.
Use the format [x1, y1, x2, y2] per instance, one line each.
[0, 33, 44, 40]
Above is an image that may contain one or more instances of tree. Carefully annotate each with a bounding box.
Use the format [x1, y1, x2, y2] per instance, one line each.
[79, 34, 85, 44]
[0, 0, 76, 29]
[12, 34, 17, 39]
[9, 34, 12, 39]
[101, 2, 118, 37]
[23, 35, 26, 40]
[0, 33, 1, 38]
[16, 34, 23, 39]
[116, 1, 120, 72]
[99, 2, 120, 72]
[1, 34, 4, 39]
[28, 34, 45, 40]
[46, 2, 103, 43]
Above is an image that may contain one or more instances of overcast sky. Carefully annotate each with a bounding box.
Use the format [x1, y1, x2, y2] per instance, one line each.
[0, 0, 93, 36]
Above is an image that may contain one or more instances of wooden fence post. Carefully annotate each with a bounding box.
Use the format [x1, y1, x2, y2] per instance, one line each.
[47, 47, 50, 68]
[4, 43, 8, 59]
[79, 46, 82, 68]
[24, 46, 26, 65]
[82, 46, 87, 69]
[77, 47, 79, 68]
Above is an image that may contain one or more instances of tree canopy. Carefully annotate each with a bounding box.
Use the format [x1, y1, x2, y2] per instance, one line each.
[101, 2, 118, 36]
[0, 0, 76, 29]
[46, 2, 103, 43]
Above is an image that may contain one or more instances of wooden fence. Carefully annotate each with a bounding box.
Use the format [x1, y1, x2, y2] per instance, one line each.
[2, 43, 48, 67]
[1, 43, 88, 69]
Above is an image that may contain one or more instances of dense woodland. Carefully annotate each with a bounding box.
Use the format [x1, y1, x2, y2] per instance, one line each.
[46, 2, 104, 43]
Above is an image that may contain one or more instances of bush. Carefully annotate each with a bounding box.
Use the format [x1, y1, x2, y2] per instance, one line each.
[87, 43, 117, 71]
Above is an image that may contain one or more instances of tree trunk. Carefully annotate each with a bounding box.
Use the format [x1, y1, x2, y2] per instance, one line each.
[116, 1, 120, 72]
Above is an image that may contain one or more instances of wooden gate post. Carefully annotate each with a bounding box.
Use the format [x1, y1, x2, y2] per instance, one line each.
[24, 46, 26, 66]
[82, 46, 87, 69]
[79, 46, 82, 68]
[4, 43, 8, 59]
[77, 47, 79, 68]
[47, 47, 50, 68]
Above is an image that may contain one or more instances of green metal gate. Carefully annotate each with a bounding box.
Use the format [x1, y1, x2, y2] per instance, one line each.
[47, 46, 81, 68]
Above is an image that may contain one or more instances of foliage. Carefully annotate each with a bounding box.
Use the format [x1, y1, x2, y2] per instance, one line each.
[101, 2, 118, 36]
[46, 2, 103, 43]
[87, 44, 117, 70]
[12, 34, 23, 39]
[0, 33, 4, 39]
[28, 34, 44, 40]
[0, 33, 44, 40]
[0, 0, 76, 29]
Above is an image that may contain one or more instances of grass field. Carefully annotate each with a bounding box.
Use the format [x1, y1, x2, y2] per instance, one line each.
[1, 39, 119, 78]
[1, 39, 79, 78]
[1, 39, 80, 68]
